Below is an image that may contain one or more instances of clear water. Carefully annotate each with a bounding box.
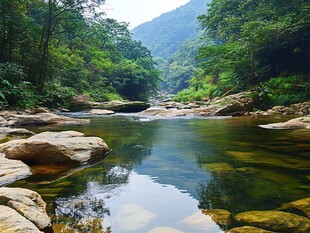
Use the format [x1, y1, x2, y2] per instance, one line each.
[11, 115, 310, 232]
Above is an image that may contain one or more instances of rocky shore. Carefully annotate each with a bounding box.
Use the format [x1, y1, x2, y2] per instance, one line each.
[200, 197, 310, 232]
[0, 109, 109, 232]
[0, 95, 309, 232]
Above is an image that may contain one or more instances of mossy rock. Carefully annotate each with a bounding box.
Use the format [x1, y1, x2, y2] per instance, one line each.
[235, 167, 260, 175]
[226, 151, 310, 171]
[234, 210, 310, 233]
[203, 209, 232, 229]
[226, 226, 275, 233]
[201, 163, 234, 174]
[278, 197, 310, 218]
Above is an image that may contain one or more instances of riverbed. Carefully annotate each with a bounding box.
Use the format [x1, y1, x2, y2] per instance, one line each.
[10, 115, 310, 232]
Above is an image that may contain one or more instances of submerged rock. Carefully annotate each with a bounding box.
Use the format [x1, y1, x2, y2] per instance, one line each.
[226, 226, 275, 233]
[0, 187, 51, 230]
[0, 153, 32, 186]
[0, 131, 109, 165]
[278, 197, 310, 218]
[259, 116, 310, 129]
[0, 205, 42, 233]
[202, 163, 234, 174]
[203, 209, 232, 229]
[234, 210, 310, 232]
[226, 151, 309, 171]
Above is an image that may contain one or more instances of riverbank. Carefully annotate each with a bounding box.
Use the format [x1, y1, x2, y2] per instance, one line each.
[0, 96, 309, 232]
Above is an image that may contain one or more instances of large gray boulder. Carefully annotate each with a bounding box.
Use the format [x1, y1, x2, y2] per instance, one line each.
[5, 112, 89, 126]
[0, 131, 109, 165]
[90, 100, 151, 112]
[0, 205, 42, 233]
[0, 153, 31, 186]
[0, 187, 51, 230]
[197, 92, 256, 116]
[259, 116, 310, 129]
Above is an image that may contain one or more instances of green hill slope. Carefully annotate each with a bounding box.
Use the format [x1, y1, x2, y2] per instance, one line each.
[131, 0, 210, 58]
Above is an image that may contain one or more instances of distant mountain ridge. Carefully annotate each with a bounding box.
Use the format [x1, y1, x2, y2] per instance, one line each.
[131, 0, 210, 58]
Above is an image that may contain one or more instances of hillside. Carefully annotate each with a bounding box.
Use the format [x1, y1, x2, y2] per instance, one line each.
[131, 0, 210, 58]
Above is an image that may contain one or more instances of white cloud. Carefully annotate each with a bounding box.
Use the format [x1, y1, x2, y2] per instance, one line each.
[103, 0, 190, 28]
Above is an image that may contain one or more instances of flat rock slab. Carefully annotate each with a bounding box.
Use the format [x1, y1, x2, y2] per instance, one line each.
[88, 109, 115, 115]
[0, 205, 42, 233]
[259, 116, 310, 129]
[5, 112, 89, 126]
[0, 153, 31, 186]
[0, 187, 51, 230]
[0, 131, 109, 165]
[91, 100, 151, 112]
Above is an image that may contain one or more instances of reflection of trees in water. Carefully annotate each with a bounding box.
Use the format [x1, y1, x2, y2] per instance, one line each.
[54, 194, 110, 232]
[51, 166, 134, 232]
[196, 171, 291, 214]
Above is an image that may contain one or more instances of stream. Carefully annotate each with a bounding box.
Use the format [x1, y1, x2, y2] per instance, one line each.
[10, 115, 310, 232]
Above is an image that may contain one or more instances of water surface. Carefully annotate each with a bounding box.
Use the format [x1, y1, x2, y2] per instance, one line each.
[11, 116, 310, 232]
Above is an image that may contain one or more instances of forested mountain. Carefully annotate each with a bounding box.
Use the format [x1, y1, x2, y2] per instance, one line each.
[174, 0, 310, 107]
[131, 0, 210, 58]
[0, 0, 160, 109]
[158, 33, 212, 93]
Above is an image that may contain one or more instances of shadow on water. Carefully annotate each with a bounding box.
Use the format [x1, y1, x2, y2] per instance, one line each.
[10, 115, 310, 232]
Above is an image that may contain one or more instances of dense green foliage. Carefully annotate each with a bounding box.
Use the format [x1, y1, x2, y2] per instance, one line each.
[131, 0, 209, 58]
[176, 0, 310, 106]
[159, 34, 212, 93]
[0, 0, 160, 109]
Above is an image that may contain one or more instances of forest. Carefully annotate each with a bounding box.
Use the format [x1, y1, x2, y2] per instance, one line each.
[1, 0, 309, 110]
[0, 0, 160, 109]
[168, 0, 310, 108]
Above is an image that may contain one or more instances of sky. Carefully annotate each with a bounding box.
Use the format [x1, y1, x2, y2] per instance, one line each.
[103, 0, 190, 29]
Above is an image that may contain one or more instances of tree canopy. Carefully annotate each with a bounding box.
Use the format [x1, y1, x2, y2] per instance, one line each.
[174, 0, 310, 106]
[0, 0, 160, 109]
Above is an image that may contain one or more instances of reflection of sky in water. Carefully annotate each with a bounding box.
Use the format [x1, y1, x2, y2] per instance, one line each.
[32, 116, 310, 232]
[55, 169, 223, 233]
[133, 120, 212, 199]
